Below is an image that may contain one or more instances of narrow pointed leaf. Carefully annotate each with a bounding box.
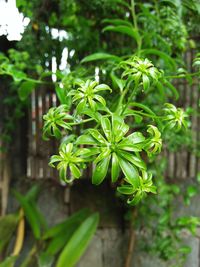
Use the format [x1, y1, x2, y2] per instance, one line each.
[118, 156, 139, 187]
[103, 25, 140, 44]
[111, 153, 120, 183]
[56, 213, 99, 267]
[101, 117, 112, 141]
[12, 191, 41, 239]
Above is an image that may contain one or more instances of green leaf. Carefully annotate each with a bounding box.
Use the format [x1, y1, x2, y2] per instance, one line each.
[69, 163, 81, 178]
[38, 252, 54, 267]
[13, 191, 41, 239]
[118, 156, 139, 187]
[94, 148, 111, 164]
[56, 213, 99, 267]
[0, 214, 19, 253]
[117, 185, 135, 195]
[111, 152, 120, 183]
[24, 185, 47, 230]
[112, 115, 129, 142]
[103, 25, 140, 44]
[120, 151, 146, 170]
[44, 209, 91, 256]
[179, 246, 191, 254]
[129, 102, 158, 118]
[142, 74, 150, 90]
[59, 164, 68, 182]
[76, 134, 98, 145]
[77, 99, 87, 114]
[127, 132, 145, 144]
[29, 201, 47, 231]
[43, 209, 90, 239]
[88, 129, 107, 143]
[0, 256, 18, 267]
[140, 48, 176, 70]
[94, 84, 112, 92]
[75, 148, 100, 158]
[92, 156, 111, 185]
[164, 80, 179, 100]
[197, 172, 200, 183]
[18, 81, 35, 101]
[55, 85, 70, 106]
[93, 94, 106, 106]
[102, 18, 132, 27]
[117, 139, 142, 152]
[81, 53, 121, 63]
[127, 191, 143, 206]
[12, 70, 27, 82]
[101, 117, 112, 141]
[25, 185, 40, 202]
[186, 185, 198, 198]
[110, 72, 125, 92]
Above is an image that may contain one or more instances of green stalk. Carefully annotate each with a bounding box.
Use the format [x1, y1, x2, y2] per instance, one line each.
[121, 82, 139, 115]
[165, 71, 200, 79]
[131, 0, 138, 31]
[130, 0, 142, 53]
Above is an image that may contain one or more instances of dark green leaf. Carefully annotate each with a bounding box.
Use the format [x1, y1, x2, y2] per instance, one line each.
[56, 213, 99, 267]
[92, 156, 111, 185]
[0, 214, 19, 253]
[13, 191, 41, 239]
[118, 156, 139, 187]
[111, 152, 120, 183]
[103, 25, 140, 44]
[127, 191, 143, 206]
[117, 185, 135, 195]
[140, 48, 176, 70]
[43, 209, 90, 239]
[119, 151, 146, 170]
[0, 256, 18, 267]
[102, 18, 132, 27]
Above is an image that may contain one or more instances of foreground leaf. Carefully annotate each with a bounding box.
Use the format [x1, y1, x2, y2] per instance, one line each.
[0, 256, 18, 267]
[56, 213, 99, 267]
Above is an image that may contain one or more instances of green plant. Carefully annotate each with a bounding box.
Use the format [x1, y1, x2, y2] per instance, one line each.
[0, 186, 99, 267]
[40, 1, 200, 266]
[43, 55, 188, 207]
[1, 0, 200, 266]
[133, 161, 200, 267]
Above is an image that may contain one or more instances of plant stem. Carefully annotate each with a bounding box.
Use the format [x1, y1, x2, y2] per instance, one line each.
[131, 0, 138, 31]
[165, 71, 200, 79]
[121, 83, 138, 115]
[126, 110, 163, 119]
[124, 209, 137, 267]
[130, 0, 142, 53]
[115, 87, 129, 113]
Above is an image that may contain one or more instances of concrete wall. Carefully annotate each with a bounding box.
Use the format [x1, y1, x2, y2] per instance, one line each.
[7, 178, 200, 267]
